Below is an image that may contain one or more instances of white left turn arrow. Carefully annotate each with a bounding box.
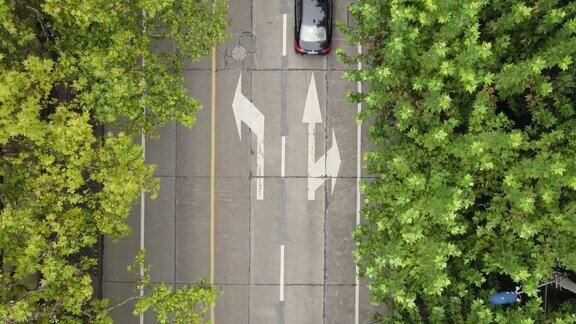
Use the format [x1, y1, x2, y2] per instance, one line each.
[232, 74, 265, 200]
[303, 73, 341, 200]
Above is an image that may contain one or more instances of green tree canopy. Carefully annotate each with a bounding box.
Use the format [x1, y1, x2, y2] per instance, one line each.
[340, 0, 576, 322]
[0, 0, 227, 322]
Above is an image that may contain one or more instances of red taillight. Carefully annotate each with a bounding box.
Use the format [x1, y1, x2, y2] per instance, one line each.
[294, 41, 304, 53]
[294, 41, 331, 55]
[321, 44, 331, 54]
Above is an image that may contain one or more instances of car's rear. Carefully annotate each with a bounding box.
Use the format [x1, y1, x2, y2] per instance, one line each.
[295, 0, 331, 55]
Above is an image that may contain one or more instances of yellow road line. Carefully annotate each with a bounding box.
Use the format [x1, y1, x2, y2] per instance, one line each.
[210, 45, 216, 323]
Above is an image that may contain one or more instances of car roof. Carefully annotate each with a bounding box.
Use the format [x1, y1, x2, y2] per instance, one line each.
[302, 0, 329, 26]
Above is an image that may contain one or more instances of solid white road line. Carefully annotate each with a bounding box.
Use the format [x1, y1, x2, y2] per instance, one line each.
[140, 11, 146, 324]
[355, 44, 363, 324]
[210, 46, 217, 322]
[281, 136, 286, 177]
[282, 14, 287, 56]
[140, 134, 145, 324]
[140, 135, 146, 257]
[280, 244, 285, 301]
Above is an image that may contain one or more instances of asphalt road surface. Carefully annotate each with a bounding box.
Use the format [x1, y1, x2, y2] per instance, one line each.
[102, 0, 378, 322]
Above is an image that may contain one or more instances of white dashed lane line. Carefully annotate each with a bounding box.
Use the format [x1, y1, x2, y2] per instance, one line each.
[282, 14, 288, 57]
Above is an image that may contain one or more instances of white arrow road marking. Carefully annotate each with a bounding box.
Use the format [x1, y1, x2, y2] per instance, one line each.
[326, 129, 341, 193]
[303, 73, 341, 200]
[303, 74, 323, 124]
[232, 74, 265, 200]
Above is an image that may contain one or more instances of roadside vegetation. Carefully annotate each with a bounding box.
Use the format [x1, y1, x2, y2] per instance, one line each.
[0, 0, 227, 322]
[340, 0, 576, 322]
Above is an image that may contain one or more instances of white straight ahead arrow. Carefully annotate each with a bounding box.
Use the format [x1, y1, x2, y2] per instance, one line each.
[233, 74, 265, 200]
[303, 73, 341, 200]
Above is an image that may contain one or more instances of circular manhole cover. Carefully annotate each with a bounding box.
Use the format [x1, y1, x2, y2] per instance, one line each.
[232, 45, 247, 61]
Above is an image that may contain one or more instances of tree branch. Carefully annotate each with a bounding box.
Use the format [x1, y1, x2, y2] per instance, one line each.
[106, 294, 140, 312]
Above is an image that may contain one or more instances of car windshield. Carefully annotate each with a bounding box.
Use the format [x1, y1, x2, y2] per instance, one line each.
[302, 0, 329, 25]
[300, 25, 327, 42]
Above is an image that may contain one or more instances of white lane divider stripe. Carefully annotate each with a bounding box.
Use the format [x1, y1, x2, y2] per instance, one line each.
[280, 244, 285, 301]
[355, 44, 363, 324]
[282, 14, 287, 56]
[140, 134, 145, 324]
[140, 11, 147, 324]
[140, 135, 146, 255]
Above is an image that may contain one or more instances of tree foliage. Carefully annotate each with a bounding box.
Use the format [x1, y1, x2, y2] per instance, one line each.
[128, 251, 218, 324]
[340, 0, 576, 322]
[0, 0, 227, 322]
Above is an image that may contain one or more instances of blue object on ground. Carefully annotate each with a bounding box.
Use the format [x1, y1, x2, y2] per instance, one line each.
[489, 292, 517, 305]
